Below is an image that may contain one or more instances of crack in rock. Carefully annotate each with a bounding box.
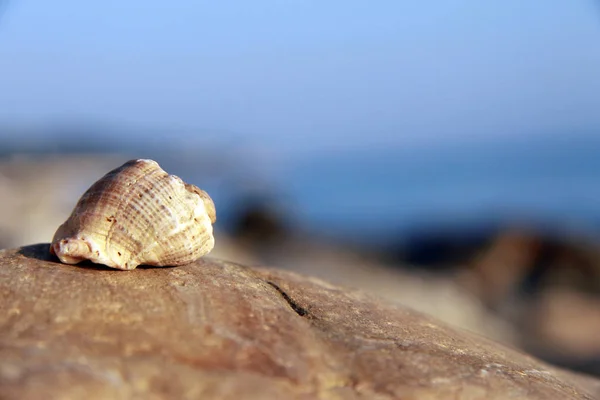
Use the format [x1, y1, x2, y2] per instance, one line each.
[266, 281, 309, 318]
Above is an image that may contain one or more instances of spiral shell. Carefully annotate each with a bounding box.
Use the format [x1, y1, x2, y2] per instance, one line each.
[50, 159, 216, 270]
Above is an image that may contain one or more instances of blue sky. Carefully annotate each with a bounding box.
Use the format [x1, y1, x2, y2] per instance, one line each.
[0, 1, 599, 151]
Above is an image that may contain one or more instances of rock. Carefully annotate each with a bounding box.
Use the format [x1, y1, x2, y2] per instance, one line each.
[520, 288, 600, 375]
[465, 229, 600, 312]
[0, 244, 599, 400]
[251, 237, 520, 347]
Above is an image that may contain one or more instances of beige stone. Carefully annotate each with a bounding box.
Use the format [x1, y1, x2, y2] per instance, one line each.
[0, 244, 598, 400]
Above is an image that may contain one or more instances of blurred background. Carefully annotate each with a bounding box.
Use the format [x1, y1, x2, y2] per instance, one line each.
[1, 0, 600, 377]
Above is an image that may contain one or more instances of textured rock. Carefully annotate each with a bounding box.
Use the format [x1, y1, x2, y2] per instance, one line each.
[0, 244, 599, 400]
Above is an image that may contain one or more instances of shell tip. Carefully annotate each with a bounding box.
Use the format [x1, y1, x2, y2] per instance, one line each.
[51, 238, 92, 265]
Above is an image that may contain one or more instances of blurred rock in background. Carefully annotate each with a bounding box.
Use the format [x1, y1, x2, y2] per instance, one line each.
[0, 154, 130, 249]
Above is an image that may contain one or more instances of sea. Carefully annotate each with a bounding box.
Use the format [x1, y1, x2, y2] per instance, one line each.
[2, 128, 600, 247]
[201, 131, 600, 247]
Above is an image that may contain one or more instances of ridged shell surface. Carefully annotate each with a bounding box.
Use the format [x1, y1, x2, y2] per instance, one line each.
[50, 159, 216, 270]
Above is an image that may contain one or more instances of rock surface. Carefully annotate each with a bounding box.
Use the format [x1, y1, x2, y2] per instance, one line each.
[0, 244, 599, 400]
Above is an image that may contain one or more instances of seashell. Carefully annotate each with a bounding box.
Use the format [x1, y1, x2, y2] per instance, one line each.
[50, 159, 216, 270]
